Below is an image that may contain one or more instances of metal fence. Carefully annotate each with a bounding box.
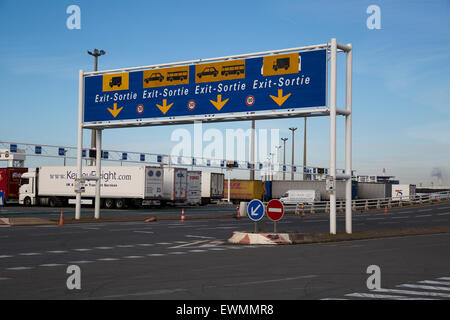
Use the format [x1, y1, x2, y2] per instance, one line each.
[280, 191, 450, 215]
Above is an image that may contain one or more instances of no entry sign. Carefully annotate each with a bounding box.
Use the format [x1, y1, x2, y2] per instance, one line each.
[267, 199, 284, 221]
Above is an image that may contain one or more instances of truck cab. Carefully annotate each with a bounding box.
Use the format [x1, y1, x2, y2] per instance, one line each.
[279, 189, 320, 205]
[19, 169, 37, 206]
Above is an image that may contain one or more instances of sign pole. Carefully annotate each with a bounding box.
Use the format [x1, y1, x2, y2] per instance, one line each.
[94, 129, 102, 219]
[75, 69, 84, 220]
[345, 44, 353, 234]
[329, 38, 337, 235]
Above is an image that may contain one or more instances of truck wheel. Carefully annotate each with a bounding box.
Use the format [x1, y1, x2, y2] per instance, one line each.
[49, 198, 57, 207]
[115, 199, 126, 209]
[24, 197, 32, 206]
[104, 199, 114, 209]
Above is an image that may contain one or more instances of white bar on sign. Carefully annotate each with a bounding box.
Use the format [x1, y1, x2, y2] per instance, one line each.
[268, 208, 282, 213]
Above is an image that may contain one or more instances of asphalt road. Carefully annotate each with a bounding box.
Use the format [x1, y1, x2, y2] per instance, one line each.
[0, 202, 449, 300]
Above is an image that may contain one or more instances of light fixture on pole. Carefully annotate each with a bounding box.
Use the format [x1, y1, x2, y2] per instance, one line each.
[289, 127, 297, 181]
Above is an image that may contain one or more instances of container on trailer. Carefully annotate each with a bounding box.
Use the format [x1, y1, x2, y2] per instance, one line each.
[392, 184, 416, 201]
[201, 172, 224, 204]
[0, 168, 28, 204]
[186, 171, 202, 205]
[279, 189, 321, 205]
[223, 180, 266, 202]
[162, 167, 188, 202]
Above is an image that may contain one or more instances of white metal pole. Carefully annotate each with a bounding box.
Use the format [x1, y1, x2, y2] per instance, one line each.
[75, 69, 84, 220]
[227, 168, 231, 202]
[95, 129, 102, 219]
[345, 44, 353, 234]
[250, 120, 255, 180]
[330, 38, 337, 235]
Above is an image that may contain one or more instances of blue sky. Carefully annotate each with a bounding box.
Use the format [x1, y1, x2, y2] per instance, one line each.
[0, 0, 449, 185]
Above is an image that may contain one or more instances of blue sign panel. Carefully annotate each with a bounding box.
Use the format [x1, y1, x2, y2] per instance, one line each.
[35, 146, 42, 155]
[247, 199, 265, 221]
[140, 154, 146, 162]
[58, 148, 65, 156]
[0, 191, 4, 206]
[82, 149, 86, 158]
[103, 151, 109, 159]
[259, 163, 263, 170]
[10, 144, 17, 153]
[122, 153, 127, 160]
[83, 50, 327, 123]
[157, 155, 162, 163]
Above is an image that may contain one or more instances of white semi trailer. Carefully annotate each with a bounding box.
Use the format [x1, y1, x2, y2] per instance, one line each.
[201, 172, 224, 205]
[18, 166, 163, 209]
[185, 171, 202, 205]
[162, 167, 188, 205]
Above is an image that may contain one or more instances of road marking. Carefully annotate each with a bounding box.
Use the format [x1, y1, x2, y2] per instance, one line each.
[367, 218, 385, 221]
[39, 264, 65, 267]
[416, 214, 432, 218]
[168, 252, 186, 255]
[47, 250, 68, 254]
[392, 216, 409, 219]
[123, 256, 144, 259]
[73, 248, 91, 252]
[186, 235, 215, 239]
[6, 267, 34, 270]
[418, 209, 432, 212]
[169, 240, 209, 249]
[222, 275, 318, 287]
[136, 244, 153, 247]
[438, 277, 450, 281]
[19, 252, 41, 256]
[156, 242, 172, 245]
[116, 245, 135, 248]
[0, 255, 13, 258]
[419, 280, 450, 286]
[133, 231, 154, 234]
[374, 288, 450, 298]
[147, 253, 165, 257]
[398, 284, 450, 292]
[345, 293, 433, 300]
[437, 212, 450, 216]
[94, 288, 187, 299]
[208, 248, 226, 251]
[95, 247, 114, 250]
[69, 260, 93, 264]
[189, 249, 206, 253]
[97, 258, 120, 261]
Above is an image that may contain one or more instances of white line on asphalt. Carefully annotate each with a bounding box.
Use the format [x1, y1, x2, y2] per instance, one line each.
[398, 284, 450, 292]
[222, 275, 318, 287]
[419, 281, 450, 286]
[438, 277, 450, 281]
[156, 242, 172, 245]
[320, 298, 349, 300]
[168, 252, 186, 255]
[416, 214, 432, 218]
[189, 249, 206, 253]
[19, 253, 41, 256]
[136, 244, 154, 247]
[374, 288, 450, 298]
[391, 216, 409, 219]
[133, 231, 154, 234]
[69, 260, 93, 264]
[97, 258, 120, 261]
[0, 255, 13, 258]
[345, 293, 433, 300]
[418, 209, 432, 212]
[95, 247, 114, 250]
[437, 212, 450, 216]
[94, 288, 187, 299]
[186, 235, 215, 239]
[116, 245, 135, 248]
[73, 249, 91, 252]
[208, 248, 226, 251]
[47, 250, 68, 254]
[169, 240, 209, 249]
[39, 264, 65, 267]
[123, 256, 144, 259]
[147, 253, 165, 257]
[6, 267, 34, 270]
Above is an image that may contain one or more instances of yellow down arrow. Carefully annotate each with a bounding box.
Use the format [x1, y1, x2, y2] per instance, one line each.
[107, 103, 123, 118]
[270, 89, 291, 107]
[210, 94, 229, 111]
[156, 99, 173, 115]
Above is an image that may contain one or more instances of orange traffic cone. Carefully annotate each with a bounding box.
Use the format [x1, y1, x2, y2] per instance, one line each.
[58, 210, 64, 226]
[181, 208, 185, 222]
[144, 216, 157, 223]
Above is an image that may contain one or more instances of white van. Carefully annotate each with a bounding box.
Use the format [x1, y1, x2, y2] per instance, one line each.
[279, 189, 321, 205]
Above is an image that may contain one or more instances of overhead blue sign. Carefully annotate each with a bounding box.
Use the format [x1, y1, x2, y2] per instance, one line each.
[247, 199, 265, 222]
[83, 50, 327, 123]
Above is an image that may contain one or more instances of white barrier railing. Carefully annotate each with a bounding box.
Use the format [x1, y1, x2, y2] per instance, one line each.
[277, 190, 450, 215]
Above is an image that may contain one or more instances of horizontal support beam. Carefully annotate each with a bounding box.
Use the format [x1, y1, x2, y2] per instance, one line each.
[84, 43, 329, 76]
[336, 108, 351, 116]
[337, 42, 352, 52]
[335, 174, 351, 180]
[82, 108, 330, 130]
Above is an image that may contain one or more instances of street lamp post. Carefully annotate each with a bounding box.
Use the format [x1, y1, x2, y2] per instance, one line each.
[281, 138, 288, 180]
[87, 49, 106, 166]
[303, 118, 307, 180]
[289, 127, 297, 180]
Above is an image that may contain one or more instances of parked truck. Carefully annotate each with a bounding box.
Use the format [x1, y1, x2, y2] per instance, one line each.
[201, 172, 224, 205]
[18, 166, 163, 208]
[223, 180, 266, 203]
[162, 167, 188, 205]
[392, 184, 416, 201]
[185, 171, 202, 205]
[0, 168, 28, 204]
[279, 189, 321, 205]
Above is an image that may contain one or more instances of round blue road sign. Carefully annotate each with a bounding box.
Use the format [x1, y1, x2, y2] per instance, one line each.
[247, 199, 265, 221]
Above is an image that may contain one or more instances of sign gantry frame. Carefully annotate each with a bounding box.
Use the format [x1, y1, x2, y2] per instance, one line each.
[75, 38, 352, 235]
